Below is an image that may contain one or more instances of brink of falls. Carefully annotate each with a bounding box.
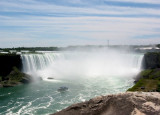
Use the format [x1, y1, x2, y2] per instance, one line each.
[21, 50, 143, 81]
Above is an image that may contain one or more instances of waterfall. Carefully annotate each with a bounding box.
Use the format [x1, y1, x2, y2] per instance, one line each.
[21, 52, 63, 79]
[21, 53, 61, 73]
[21, 51, 144, 80]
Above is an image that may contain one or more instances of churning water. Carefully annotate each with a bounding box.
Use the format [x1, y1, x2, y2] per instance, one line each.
[0, 49, 143, 115]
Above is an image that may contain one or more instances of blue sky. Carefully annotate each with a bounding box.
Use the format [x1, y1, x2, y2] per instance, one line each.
[0, 0, 160, 48]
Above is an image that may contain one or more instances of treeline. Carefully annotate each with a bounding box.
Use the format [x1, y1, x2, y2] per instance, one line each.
[157, 44, 160, 48]
[0, 44, 160, 52]
[0, 47, 60, 52]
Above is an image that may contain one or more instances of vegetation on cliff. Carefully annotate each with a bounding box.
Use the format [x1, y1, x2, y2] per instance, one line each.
[1, 47, 59, 52]
[0, 53, 32, 87]
[128, 69, 160, 92]
[128, 52, 160, 92]
[157, 44, 160, 48]
[0, 67, 32, 87]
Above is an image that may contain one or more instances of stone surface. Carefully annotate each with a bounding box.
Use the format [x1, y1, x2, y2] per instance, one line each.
[20, 74, 32, 84]
[53, 92, 160, 115]
[143, 52, 160, 69]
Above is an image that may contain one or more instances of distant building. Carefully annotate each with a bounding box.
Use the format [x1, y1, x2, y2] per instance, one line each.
[136, 46, 159, 50]
[0, 52, 8, 54]
[9, 50, 16, 53]
[21, 50, 29, 53]
[16, 52, 22, 55]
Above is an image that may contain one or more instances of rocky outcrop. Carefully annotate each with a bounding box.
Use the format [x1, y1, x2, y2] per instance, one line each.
[53, 92, 160, 115]
[143, 52, 160, 69]
[0, 67, 32, 87]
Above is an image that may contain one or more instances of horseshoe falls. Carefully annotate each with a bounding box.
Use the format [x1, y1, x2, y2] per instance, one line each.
[0, 50, 144, 115]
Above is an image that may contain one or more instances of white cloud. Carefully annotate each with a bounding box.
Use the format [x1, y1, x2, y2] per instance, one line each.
[107, 0, 160, 4]
[0, 0, 160, 47]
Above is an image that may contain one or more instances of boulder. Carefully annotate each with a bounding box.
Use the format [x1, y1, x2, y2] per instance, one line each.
[20, 74, 32, 84]
[47, 77, 54, 80]
[52, 92, 160, 115]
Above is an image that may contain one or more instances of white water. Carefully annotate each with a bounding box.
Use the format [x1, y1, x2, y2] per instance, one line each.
[0, 49, 144, 115]
[21, 49, 143, 81]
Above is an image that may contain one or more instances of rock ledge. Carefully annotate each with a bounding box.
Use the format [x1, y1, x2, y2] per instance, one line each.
[53, 92, 160, 115]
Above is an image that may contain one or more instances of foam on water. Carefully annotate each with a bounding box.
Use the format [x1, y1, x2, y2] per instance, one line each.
[0, 49, 144, 115]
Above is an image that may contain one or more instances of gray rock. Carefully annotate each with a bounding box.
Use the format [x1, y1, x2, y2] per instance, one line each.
[47, 77, 54, 80]
[52, 92, 160, 115]
[20, 74, 32, 84]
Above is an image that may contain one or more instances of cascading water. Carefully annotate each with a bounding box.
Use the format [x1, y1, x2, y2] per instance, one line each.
[0, 49, 144, 115]
[21, 50, 143, 81]
[21, 52, 63, 80]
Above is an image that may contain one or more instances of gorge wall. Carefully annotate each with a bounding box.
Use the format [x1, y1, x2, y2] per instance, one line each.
[0, 54, 33, 87]
[0, 54, 22, 77]
[143, 52, 160, 69]
[1, 52, 160, 76]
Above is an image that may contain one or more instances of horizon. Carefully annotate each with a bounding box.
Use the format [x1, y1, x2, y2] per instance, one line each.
[0, 0, 160, 48]
[0, 44, 160, 51]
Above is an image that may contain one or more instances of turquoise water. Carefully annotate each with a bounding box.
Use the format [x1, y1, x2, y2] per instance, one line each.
[0, 76, 134, 115]
[0, 51, 143, 114]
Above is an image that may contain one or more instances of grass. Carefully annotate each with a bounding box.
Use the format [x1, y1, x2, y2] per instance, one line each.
[128, 79, 158, 92]
[8, 67, 23, 82]
[140, 69, 152, 78]
[128, 69, 160, 92]
[149, 70, 160, 80]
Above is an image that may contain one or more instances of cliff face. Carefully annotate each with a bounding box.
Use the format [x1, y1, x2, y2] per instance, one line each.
[143, 52, 160, 69]
[130, 52, 160, 92]
[0, 54, 22, 77]
[53, 92, 160, 115]
[0, 54, 33, 87]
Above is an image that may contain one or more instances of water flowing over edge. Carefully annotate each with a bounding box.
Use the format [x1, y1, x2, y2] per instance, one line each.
[21, 51, 144, 81]
[0, 50, 144, 115]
